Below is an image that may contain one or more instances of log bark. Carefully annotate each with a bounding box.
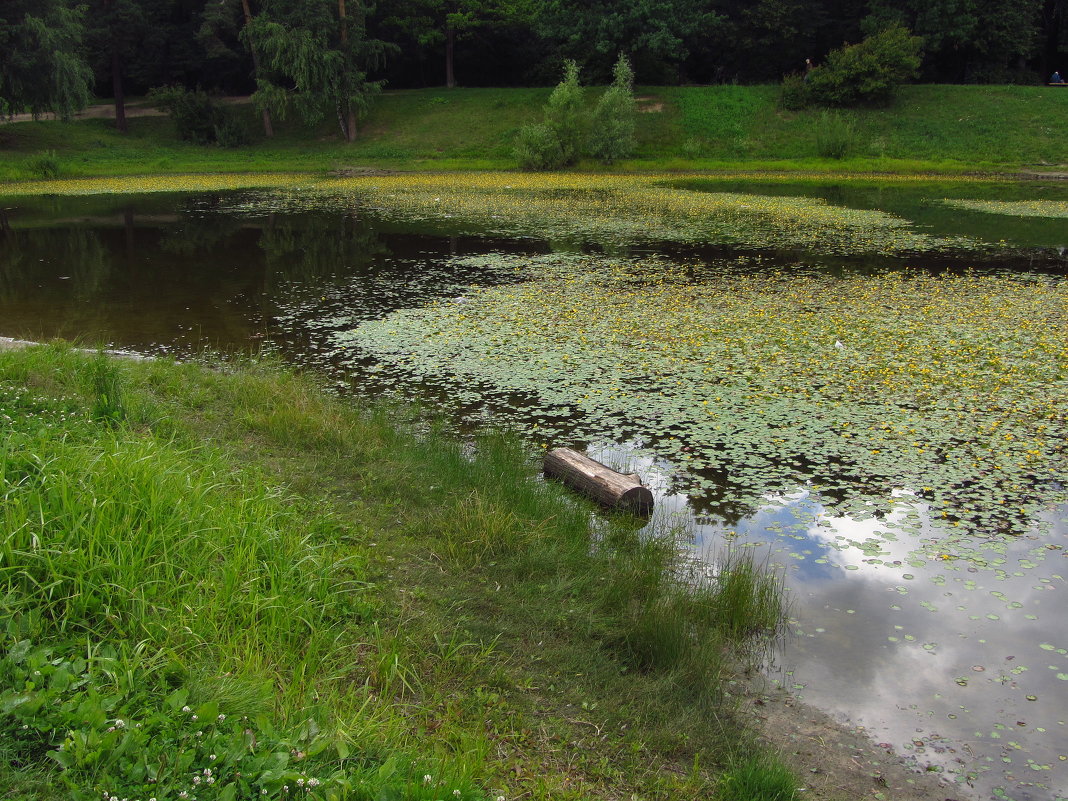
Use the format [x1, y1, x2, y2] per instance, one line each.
[543, 447, 654, 515]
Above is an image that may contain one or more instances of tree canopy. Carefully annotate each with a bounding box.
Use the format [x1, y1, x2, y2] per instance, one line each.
[1, 0, 1064, 126]
[0, 0, 93, 119]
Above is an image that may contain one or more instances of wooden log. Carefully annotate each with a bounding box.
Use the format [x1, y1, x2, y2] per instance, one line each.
[543, 447, 654, 515]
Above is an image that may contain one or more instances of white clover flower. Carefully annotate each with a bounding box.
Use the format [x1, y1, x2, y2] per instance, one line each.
[114, 719, 125, 728]
[453, 791, 461, 798]
[193, 776, 201, 785]
[307, 779, 320, 788]
[423, 775, 433, 785]
[182, 706, 192, 713]
[497, 796, 506, 801]
[209, 754, 216, 761]
[203, 769, 212, 776]
[297, 778, 305, 787]
[217, 713, 226, 721]
[191, 714, 198, 721]
[205, 778, 214, 785]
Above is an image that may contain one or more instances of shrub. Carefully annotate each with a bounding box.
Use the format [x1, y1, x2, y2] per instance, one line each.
[514, 60, 585, 170]
[148, 86, 248, 147]
[148, 85, 219, 144]
[588, 55, 636, 164]
[779, 73, 809, 111]
[543, 60, 585, 166]
[514, 122, 566, 171]
[213, 112, 250, 148]
[814, 110, 857, 158]
[782, 26, 922, 108]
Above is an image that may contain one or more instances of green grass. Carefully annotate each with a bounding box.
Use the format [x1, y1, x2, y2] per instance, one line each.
[716, 754, 799, 801]
[0, 344, 791, 800]
[1, 84, 1065, 182]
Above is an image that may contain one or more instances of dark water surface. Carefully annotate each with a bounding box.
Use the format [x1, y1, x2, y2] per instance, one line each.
[2, 184, 1067, 801]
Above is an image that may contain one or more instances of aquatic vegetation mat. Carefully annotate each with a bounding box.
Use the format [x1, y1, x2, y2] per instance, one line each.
[941, 198, 1068, 218]
[229, 173, 983, 255]
[332, 254, 1068, 531]
[0, 173, 308, 196]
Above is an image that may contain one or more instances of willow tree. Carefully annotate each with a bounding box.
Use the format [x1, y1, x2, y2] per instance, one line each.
[246, 0, 391, 141]
[0, 0, 93, 120]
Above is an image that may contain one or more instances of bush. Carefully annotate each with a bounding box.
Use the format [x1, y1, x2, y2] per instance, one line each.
[782, 26, 922, 108]
[588, 55, 636, 164]
[514, 60, 585, 170]
[543, 60, 585, 166]
[148, 86, 248, 147]
[779, 73, 809, 111]
[148, 85, 219, 144]
[814, 110, 857, 158]
[213, 112, 250, 148]
[514, 122, 566, 170]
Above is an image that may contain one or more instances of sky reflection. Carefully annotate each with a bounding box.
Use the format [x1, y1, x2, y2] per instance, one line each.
[629, 458, 1068, 801]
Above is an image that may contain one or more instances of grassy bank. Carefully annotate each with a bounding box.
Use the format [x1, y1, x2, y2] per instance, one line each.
[0, 345, 791, 800]
[1, 84, 1065, 181]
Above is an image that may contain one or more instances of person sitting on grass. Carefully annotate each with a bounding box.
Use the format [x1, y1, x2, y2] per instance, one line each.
[1051, 71, 1065, 84]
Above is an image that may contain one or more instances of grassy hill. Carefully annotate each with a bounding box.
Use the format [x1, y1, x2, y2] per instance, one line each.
[1, 84, 1066, 180]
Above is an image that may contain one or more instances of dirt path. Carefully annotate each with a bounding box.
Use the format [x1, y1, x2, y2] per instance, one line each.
[0, 97, 250, 125]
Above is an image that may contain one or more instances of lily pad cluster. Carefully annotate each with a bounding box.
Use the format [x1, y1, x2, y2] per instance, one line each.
[334, 254, 1068, 529]
[232, 173, 983, 255]
[942, 198, 1068, 219]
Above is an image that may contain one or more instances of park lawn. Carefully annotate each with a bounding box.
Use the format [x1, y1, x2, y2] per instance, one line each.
[1, 84, 1066, 181]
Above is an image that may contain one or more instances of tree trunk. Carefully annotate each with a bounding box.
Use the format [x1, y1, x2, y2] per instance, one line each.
[338, 0, 357, 141]
[445, 21, 456, 88]
[543, 448, 654, 515]
[104, 0, 127, 133]
[240, 0, 274, 138]
[111, 48, 127, 133]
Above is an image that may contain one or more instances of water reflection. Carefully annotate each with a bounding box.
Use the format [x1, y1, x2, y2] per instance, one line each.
[636, 470, 1068, 801]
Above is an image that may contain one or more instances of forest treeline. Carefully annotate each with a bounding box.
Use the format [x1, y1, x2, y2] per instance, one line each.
[2, 0, 1066, 125]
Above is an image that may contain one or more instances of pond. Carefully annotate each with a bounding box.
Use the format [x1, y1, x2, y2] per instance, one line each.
[2, 174, 1067, 801]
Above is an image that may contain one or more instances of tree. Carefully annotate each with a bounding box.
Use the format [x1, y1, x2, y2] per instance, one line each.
[198, 0, 274, 136]
[535, 0, 722, 83]
[587, 54, 636, 163]
[782, 25, 922, 107]
[85, 0, 153, 132]
[372, 0, 533, 88]
[514, 59, 584, 169]
[863, 0, 1042, 80]
[246, 0, 393, 141]
[84, 0, 204, 133]
[0, 0, 93, 120]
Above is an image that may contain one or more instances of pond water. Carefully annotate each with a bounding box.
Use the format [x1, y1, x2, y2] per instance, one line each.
[2, 176, 1067, 801]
